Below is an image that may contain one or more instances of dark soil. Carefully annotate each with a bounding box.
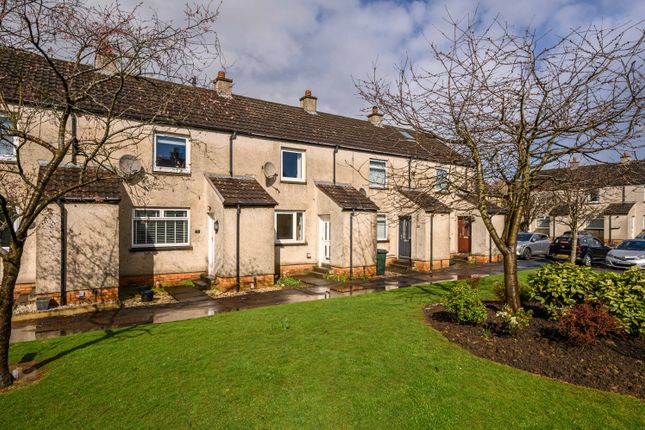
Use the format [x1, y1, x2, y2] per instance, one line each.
[425, 302, 645, 399]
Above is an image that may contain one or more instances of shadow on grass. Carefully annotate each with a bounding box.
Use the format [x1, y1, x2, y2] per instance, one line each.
[22, 325, 152, 372]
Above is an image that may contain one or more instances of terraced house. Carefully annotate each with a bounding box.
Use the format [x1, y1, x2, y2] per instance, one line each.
[0, 48, 503, 304]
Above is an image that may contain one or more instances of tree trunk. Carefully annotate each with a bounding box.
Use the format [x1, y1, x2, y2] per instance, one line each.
[569, 228, 578, 264]
[0, 254, 21, 388]
[503, 251, 521, 311]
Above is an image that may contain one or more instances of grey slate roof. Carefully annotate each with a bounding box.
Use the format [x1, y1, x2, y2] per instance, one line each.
[603, 202, 635, 215]
[207, 175, 277, 207]
[316, 182, 379, 211]
[397, 189, 451, 213]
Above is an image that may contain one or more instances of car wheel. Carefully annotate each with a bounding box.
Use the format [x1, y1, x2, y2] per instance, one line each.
[583, 254, 592, 267]
[522, 247, 532, 259]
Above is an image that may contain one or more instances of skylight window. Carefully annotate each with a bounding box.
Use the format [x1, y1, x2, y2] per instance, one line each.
[398, 129, 414, 140]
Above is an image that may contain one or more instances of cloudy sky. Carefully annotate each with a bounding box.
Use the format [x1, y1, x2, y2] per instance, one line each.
[121, 0, 643, 120]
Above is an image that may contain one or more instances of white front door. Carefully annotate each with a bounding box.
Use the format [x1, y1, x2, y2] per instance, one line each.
[319, 216, 331, 266]
[208, 215, 217, 276]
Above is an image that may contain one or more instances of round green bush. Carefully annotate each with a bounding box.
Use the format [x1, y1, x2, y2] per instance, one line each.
[445, 283, 488, 325]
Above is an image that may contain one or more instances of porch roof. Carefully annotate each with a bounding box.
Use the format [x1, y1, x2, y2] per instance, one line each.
[315, 182, 379, 212]
[38, 164, 122, 203]
[207, 175, 278, 207]
[603, 202, 635, 215]
[397, 189, 451, 214]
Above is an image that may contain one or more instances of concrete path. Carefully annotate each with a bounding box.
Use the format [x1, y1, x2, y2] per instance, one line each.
[10, 259, 546, 344]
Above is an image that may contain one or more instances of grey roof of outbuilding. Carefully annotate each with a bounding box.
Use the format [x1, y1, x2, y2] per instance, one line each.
[315, 182, 379, 211]
[397, 189, 451, 213]
[207, 175, 277, 207]
[603, 202, 635, 215]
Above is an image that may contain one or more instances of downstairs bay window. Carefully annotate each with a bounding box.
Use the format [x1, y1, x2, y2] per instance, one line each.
[132, 208, 189, 248]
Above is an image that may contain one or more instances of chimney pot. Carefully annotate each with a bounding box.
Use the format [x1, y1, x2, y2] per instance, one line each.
[299, 89, 317, 114]
[367, 106, 383, 127]
[621, 151, 631, 163]
[214, 70, 233, 98]
[570, 156, 579, 169]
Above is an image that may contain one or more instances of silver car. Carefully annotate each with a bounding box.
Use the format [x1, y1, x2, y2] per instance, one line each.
[516, 232, 551, 259]
[605, 239, 645, 268]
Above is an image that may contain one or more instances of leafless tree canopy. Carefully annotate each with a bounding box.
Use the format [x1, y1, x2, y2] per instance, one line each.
[357, 14, 644, 309]
[0, 0, 221, 388]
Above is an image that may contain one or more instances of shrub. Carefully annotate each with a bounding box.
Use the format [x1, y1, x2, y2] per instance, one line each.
[277, 276, 301, 287]
[558, 302, 622, 345]
[325, 273, 348, 283]
[445, 283, 488, 325]
[528, 264, 645, 334]
[492, 281, 531, 304]
[496, 305, 532, 333]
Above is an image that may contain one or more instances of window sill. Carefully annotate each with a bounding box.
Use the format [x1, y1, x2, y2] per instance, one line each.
[130, 245, 193, 252]
[275, 241, 308, 247]
[280, 179, 307, 184]
[377, 239, 389, 243]
[369, 185, 387, 190]
[0, 158, 17, 164]
[153, 169, 191, 176]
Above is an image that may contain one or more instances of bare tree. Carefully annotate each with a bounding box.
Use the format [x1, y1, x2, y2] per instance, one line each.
[357, 14, 644, 311]
[0, 0, 220, 388]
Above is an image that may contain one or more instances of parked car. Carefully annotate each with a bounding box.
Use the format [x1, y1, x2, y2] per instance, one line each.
[605, 239, 645, 269]
[516, 232, 551, 259]
[547, 234, 610, 266]
[635, 232, 645, 239]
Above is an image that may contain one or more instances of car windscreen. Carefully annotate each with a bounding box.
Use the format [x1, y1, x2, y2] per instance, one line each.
[517, 233, 532, 242]
[616, 240, 645, 251]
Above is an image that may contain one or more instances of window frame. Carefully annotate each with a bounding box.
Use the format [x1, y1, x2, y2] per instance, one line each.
[587, 189, 600, 203]
[153, 133, 191, 174]
[274, 210, 305, 244]
[536, 216, 551, 229]
[376, 213, 388, 241]
[131, 208, 190, 248]
[369, 159, 387, 188]
[0, 115, 18, 162]
[280, 148, 306, 183]
[434, 168, 448, 192]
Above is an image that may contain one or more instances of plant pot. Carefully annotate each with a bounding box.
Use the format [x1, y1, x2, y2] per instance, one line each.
[35, 298, 50, 311]
[140, 290, 154, 302]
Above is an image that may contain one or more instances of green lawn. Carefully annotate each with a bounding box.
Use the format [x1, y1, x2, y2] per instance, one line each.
[2, 271, 643, 429]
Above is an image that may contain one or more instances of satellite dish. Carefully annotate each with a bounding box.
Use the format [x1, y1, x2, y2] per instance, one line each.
[119, 154, 143, 180]
[263, 161, 278, 179]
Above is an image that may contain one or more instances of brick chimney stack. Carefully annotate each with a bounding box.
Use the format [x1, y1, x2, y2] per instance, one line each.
[214, 70, 233, 98]
[570, 156, 579, 169]
[621, 151, 631, 163]
[95, 45, 117, 74]
[367, 106, 383, 127]
[299, 89, 317, 114]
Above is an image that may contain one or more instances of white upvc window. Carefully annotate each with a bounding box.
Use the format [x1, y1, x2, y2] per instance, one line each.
[369, 159, 387, 188]
[132, 208, 190, 248]
[153, 134, 190, 173]
[275, 211, 305, 243]
[281, 148, 305, 182]
[435, 168, 448, 191]
[587, 189, 600, 203]
[377, 214, 387, 241]
[0, 115, 17, 161]
[536, 216, 550, 229]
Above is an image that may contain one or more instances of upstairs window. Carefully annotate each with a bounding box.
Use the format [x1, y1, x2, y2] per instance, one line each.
[435, 168, 448, 191]
[536, 216, 550, 229]
[369, 159, 387, 188]
[275, 211, 304, 243]
[154, 134, 189, 173]
[587, 189, 600, 203]
[0, 116, 17, 161]
[281, 149, 305, 182]
[377, 214, 387, 241]
[132, 208, 189, 248]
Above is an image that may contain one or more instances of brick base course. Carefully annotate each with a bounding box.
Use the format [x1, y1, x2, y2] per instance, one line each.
[13, 283, 35, 300]
[216, 274, 274, 292]
[33, 287, 119, 305]
[330, 265, 376, 277]
[412, 259, 451, 272]
[119, 272, 203, 288]
[278, 264, 315, 276]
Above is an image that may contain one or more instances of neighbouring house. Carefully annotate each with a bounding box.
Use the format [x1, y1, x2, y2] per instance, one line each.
[0, 47, 504, 304]
[530, 154, 645, 244]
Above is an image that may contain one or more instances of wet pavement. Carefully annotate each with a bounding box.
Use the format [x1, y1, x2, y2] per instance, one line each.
[10, 259, 546, 344]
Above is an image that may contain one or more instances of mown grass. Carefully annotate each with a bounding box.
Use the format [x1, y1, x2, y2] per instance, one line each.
[2, 270, 643, 429]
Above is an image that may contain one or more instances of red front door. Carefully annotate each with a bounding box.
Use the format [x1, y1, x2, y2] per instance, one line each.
[458, 217, 471, 253]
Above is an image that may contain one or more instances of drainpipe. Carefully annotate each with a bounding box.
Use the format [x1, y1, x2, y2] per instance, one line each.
[236, 204, 241, 292]
[349, 209, 355, 282]
[57, 199, 67, 305]
[70, 113, 79, 164]
[429, 213, 434, 273]
[333, 145, 339, 184]
[609, 216, 612, 244]
[229, 131, 237, 177]
[407, 157, 412, 189]
[488, 229, 492, 263]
